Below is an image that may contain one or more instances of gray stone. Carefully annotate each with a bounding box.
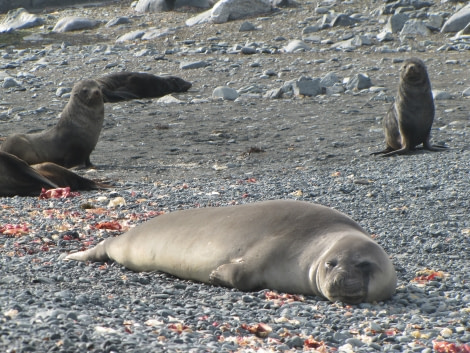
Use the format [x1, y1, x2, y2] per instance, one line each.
[2, 77, 21, 89]
[385, 13, 409, 33]
[180, 61, 209, 69]
[331, 14, 358, 27]
[239, 21, 256, 32]
[52, 16, 99, 33]
[141, 27, 175, 40]
[346, 73, 372, 91]
[462, 87, 470, 97]
[441, 4, 470, 33]
[377, 31, 394, 41]
[56, 87, 72, 97]
[302, 25, 320, 35]
[116, 30, 146, 43]
[0, 8, 44, 33]
[433, 90, 452, 100]
[212, 86, 239, 100]
[320, 72, 340, 87]
[283, 39, 310, 53]
[425, 13, 444, 31]
[293, 76, 321, 97]
[186, 0, 271, 26]
[105, 16, 131, 27]
[400, 19, 431, 36]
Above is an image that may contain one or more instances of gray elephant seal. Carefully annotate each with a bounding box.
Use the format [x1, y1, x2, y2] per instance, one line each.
[65, 200, 397, 304]
[96, 72, 192, 103]
[0, 151, 109, 197]
[372, 58, 446, 156]
[1, 79, 104, 168]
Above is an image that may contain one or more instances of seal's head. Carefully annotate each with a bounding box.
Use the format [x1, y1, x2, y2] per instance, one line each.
[315, 237, 397, 304]
[400, 58, 429, 86]
[73, 79, 103, 106]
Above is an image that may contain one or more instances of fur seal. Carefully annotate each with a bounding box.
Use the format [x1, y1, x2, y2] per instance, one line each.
[65, 200, 397, 304]
[96, 72, 192, 103]
[1, 79, 104, 168]
[372, 58, 446, 156]
[0, 151, 109, 197]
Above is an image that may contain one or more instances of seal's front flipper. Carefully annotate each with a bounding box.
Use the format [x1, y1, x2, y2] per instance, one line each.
[209, 258, 257, 291]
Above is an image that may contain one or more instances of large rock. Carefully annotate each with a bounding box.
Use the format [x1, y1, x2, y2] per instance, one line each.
[441, 4, 470, 33]
[52, 16, 99, 32]
[0, 8, 44, 33]
[400, 19, 431, 36]
[135, 0, 213, 12]
[186, 0, 271, 26]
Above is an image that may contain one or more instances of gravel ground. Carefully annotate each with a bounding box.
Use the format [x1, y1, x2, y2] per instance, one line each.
[0, 1, 469, 352]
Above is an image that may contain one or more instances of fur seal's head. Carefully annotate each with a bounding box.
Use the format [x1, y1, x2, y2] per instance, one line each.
[400, 58, 429, 86]
[72, 79, 103, 106]
[316, 238, 397, 304]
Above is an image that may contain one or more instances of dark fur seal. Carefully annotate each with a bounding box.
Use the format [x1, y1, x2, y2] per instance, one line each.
[0, 152, 108, 197]
[1, 79, 104, 168]
[96, 72, 192, 103]
[372, 58, 446, 156]
[66, 200, 397, 304]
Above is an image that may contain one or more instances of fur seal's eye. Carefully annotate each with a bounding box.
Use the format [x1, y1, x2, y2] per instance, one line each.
[357, 261, 371, 272]
[325, 261, 337, 270]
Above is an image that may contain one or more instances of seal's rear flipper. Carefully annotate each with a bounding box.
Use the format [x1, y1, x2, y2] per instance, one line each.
[64, 240, 110, 263]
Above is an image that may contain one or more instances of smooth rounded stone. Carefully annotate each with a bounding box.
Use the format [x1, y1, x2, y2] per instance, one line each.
[240, 46, 257, 54]
[186, 0, 271, 26]
[385, 13, 409, 33]
[116, 30, 146, 43]
[285, 335, 304, 348]
[345, 73, 372, 91]
[0, 8, 44, 33]
[2, 77, 22, 88]
[239, 21, 256, 32]
[180, 60, 209, 69]
[377, 31, 394, 42]
[212, 86, 238, 100]
[283, 39, 310, 53]
[432, 90, 452, 100]
[142, 27, 175, 40]
[56, 87, 72, 97]
[52, 17, 100, 33]
[105, 16, 131, 27]
[399, 19, 431, 36]
[331, 14, 358, 27]
[462, 87, 470, 97]
[315, 7, 329, 15]
[302, 25, 320, 35]
[293, 76, 321, 97]
[441, 4, 470, 33]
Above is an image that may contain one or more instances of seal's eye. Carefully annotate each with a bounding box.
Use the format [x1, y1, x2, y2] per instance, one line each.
[325, 261, 337, 270]
[357, 261, 371, 272]
[82, 88, 89, 95]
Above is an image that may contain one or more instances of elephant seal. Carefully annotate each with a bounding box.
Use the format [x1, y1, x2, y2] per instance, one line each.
[96, 72, 192, 103]
[1, 79, 104, 168]
[0, 151, 109, 197]
[65, 200, 397, 304]
[372, 58, 446, 156]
